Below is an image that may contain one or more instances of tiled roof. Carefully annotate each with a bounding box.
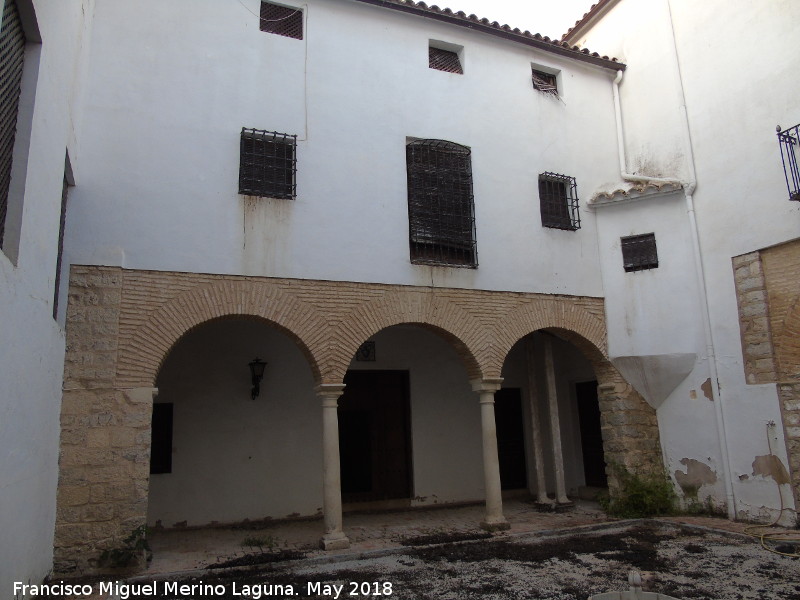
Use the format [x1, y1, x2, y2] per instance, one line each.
[590, 181, 683, 206]
[351, 0, 625, 70]
[562, 0, 620, 44]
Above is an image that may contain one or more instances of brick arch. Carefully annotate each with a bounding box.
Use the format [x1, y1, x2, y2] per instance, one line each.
[486, 298, 607, 378]
[322, 289, 485, 383]
[115, 279, 326, 387]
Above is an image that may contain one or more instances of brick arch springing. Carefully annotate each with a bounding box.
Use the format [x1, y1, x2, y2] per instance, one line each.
[324, 289, 484, 382]
[115, 279, 326, 387]
[486, 298, 608, 378]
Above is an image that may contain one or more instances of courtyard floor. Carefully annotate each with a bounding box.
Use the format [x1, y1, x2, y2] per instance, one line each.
[80, 499, 800, 599]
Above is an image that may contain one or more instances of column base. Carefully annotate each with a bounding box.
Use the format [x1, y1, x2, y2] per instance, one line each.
[320, 531, 350, 551]
[555, 500, 575, 512]
[480, 518, 511, 532]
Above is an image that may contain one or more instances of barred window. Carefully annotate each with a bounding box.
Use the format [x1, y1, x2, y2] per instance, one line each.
[429, 46, 462, 74]
[406, 139, 477, 267]
[259, 1, 303, 40]
[538, 172, 580, 230]
[532, 68, 558, 96]
[0, 0, 26, 248]
[239, 128, 297, 199]
[621, 233, 658, 272]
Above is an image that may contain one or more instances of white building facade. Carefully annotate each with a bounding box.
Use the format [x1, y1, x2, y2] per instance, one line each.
[0, 0, 797, 586]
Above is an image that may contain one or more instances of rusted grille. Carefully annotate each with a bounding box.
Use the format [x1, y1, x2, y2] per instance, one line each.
[621, 233, 658, 272]
[0, 0, 26, 248]
[538, 172, 580, 230]
[429, 47, 463, 74]
[53, 173, 69, 319]
[532, 68, 558, 96]
[777, 123, 800, 202]
[406, 139, 477, 267]
[239, 128, 297, 199]
[260, 1, 303, 40]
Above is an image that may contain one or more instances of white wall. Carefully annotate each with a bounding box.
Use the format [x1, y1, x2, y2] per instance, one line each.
[0, 0, 94, 591]
[64, 0, 622, 298]
[579, 0, 799, 520]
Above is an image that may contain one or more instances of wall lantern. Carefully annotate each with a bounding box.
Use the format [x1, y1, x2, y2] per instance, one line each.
[248, 358, 267, 400]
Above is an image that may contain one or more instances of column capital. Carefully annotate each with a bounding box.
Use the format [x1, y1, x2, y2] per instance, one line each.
[470, 377, 503, 394]
[315, 383, 346, 404]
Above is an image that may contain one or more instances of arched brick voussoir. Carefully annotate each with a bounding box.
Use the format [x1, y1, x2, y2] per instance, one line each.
[490, 299, 608, 376]
[115, 280, 326, 388]
[321, 289, 487, 383]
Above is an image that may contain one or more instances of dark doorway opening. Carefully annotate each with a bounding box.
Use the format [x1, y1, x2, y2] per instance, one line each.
[575, 380, 608, 488]
[338, 370, 412, 503]
[494, 388, 528, 490]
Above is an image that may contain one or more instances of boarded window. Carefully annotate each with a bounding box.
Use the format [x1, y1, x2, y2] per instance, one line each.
[532, 68, 558, 96]
[539, 172, 580, 230]
[260, 1, 303, 39]
[406, 139, 477, 267]
[621, 233, 658, 272]
[239, 128, 297, 199]
[0, 0, 26, 248]
[429, 46, 462, 74]
[150, 403, 173, 475]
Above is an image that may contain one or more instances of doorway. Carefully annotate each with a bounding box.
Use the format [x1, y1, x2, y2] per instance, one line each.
[494, 388, 528, 490]
[575, 380, 608, 488]
[338, 370, 412, 503]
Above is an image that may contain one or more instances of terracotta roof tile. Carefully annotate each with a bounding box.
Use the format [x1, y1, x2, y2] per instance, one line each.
[351, 0, 624, 70]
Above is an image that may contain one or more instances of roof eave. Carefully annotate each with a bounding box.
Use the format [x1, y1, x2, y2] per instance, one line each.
[350, 0, 626, 71]
[562, 0, 623, 45]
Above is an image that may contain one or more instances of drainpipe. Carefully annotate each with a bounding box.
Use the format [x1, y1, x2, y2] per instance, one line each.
[611, 56, 737, 519]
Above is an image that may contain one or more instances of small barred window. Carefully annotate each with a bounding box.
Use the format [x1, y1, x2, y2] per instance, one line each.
[538, 172, 580, 230]
[532, 69, 558, 96]
[259, 1, 303, 40]
[406, 139, 477, 267]
[429, 46, 463, 74]
[621, 233, 658, 272]
[239, 128, 297, 199]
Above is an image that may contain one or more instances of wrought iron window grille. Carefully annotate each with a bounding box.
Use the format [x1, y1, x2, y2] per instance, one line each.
[259, 1, 303, 40]
[532, 68, 558, 96]
[406, 139, 477, 268]
[239, 128, 297, 199]
[538, 172, 580, 230]
[0, 0, 26, 248]
[429, 46, 463, 74]
[621, 233, 659, 272]
[777, 123, 800, 202]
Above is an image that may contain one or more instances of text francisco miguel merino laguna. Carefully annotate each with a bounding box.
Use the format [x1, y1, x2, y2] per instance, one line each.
[14, 580, 394, 598]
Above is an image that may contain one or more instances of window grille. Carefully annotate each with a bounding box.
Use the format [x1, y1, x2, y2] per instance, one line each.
[777, 123, 800, 202]
[538, 172, 580, 230]
[0, 0, 26, 247]
[406, 139, 477, 267]
[621, 233, 658, 272]
[429, 46, 463, 74]
[239, 128, 297, 199]
[532, 68, 558, 96]
[259, 1, 303, 40]
[53, 173, 69, 319]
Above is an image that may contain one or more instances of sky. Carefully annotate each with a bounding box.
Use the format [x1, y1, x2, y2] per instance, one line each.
[434, 0, 595, 39]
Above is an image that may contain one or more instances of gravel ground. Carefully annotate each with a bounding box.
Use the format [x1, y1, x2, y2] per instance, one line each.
[108, 521, 800, 600]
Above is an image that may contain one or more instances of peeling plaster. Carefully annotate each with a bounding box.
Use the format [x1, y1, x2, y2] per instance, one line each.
[674, 458, 717, 496]
[700, 378, 713, 401]
[752, 455, 790, 485]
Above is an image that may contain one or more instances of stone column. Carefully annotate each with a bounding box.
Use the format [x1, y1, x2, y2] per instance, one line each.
[471, 377, 510, 531]
[316, 383, 350, 550]
[543, 336, 571, 505]
[525, 338, 551, 505]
